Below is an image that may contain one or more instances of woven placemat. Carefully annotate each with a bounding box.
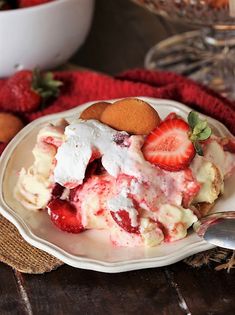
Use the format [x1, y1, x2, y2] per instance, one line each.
[0, 214, 63, 274]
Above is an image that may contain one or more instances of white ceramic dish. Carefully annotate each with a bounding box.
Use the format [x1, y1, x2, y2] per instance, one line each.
[0, 0, 94, 77]
[0, 97, 234, 273]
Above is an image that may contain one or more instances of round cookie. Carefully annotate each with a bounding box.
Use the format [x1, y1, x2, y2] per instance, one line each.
[80, 102, 110, 120]
[100, 98, 161, 135]
[0, 113, 24, 142]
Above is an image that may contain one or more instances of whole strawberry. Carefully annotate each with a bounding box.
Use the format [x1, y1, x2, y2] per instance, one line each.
[18, 0, 54, 8]
[0, 69, 62, 112]
[47, 198, 84, 234]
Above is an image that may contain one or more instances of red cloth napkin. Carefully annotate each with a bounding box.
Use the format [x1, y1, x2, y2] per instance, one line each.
[0, 68, 234, 144]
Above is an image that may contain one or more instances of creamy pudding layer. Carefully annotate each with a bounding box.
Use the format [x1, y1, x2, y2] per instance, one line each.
[14, 109, 235, 247]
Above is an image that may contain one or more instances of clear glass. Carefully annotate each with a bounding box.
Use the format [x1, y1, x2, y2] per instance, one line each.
[132, 0, 235, 100]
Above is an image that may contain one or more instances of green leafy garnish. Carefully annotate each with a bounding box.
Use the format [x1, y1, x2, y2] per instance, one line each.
[193, 141, 204, 156]
[188, 111, 212, 156]
[188, 110, 200, 129]
[32, 68, 63, 109]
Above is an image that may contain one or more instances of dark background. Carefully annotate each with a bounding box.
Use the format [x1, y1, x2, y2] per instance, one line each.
[72, 0, 189, 74]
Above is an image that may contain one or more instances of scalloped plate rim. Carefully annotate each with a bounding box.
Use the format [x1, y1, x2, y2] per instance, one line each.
[0, 96, 232, 273]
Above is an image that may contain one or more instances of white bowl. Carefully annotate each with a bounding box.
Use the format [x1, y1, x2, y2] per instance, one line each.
[0, 0, 94, 77]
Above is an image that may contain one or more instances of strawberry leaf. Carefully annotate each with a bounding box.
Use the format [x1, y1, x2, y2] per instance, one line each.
[193, 141, 204, 156]
[195, 126, 212, 141]
[32, 68, 63, 107]
[188, 111, 200, 129]
[193, 121, 207, 135]
[188, 111, 212, 156]
[188, 111, 211, 140]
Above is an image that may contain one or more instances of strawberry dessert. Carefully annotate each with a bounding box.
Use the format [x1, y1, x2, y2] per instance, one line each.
[14, 98, 235, 247]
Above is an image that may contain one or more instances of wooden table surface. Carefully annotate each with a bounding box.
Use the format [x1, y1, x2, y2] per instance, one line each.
[1, 1, 234, 314]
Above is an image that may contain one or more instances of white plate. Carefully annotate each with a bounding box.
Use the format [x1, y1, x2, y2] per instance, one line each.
[0, 97, 234, 273]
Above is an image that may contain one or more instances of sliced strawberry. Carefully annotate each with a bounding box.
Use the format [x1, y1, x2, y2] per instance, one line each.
[165, 112, 178, 120]
[142, 118, 195, 171]
[110, 210, 139, 234]
[69, 185, 82, 203]
[47, 198, 84, 233]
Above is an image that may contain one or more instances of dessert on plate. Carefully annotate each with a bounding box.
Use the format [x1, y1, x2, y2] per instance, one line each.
[14, 98, 235, 247]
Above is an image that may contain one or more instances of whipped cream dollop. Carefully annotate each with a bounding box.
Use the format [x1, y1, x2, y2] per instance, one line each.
[54, 119, 198, 210]
[53, 119, 199, 247]
[54, 119, 131, 187]
[54, 119, 161, 187]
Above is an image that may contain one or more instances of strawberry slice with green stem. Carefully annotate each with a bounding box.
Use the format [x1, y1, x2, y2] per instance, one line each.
[142, 118, 196, 171]
[32, 68, 63, 107]
[142, 111, 212, 171]
[47, 198, 84, 233]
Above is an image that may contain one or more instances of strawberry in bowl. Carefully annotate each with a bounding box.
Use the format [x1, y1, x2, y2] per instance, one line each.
[14, 98, 235, 247]
[0, 0, 55, 10]
[18, 0, 55, 8]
